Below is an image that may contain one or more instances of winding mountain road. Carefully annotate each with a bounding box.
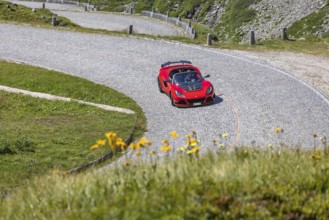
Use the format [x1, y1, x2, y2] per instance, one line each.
[9, 0, 185, 37]
[1, 18, 329, 151]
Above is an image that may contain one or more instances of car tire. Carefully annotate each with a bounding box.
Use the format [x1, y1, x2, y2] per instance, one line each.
[170, 92, 175, 106]
[157, 77, 164, 93]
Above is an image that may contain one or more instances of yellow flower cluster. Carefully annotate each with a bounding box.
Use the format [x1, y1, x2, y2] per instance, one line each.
[89, 131, 127, 152]
[161, 139, 171, 152]
[129, 136, 153, 157]
[176, 131, 200, 155]
[89, 128, 328, 169]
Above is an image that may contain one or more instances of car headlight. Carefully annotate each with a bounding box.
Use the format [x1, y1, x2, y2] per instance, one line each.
[206, 86, 213, 94]
[175, 90, 185, 98]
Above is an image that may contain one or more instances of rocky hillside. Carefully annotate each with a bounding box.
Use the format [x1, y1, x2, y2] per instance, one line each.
[97, 0, 329, 42]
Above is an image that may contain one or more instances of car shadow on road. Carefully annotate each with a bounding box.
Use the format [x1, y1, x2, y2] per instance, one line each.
[214, 95, 223, 105]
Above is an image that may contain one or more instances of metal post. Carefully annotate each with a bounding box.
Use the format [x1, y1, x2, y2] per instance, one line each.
[128, 25, 133, 34]
[249, 30, 255, 45]
[84, 5, 87, 11]
[282, 27, 288, 40]
[42, 3, 45, 9]
[178, 15, 181, 21]
[191, 28, 196, 39]
[207, 34, 212, 46]
[188, 20, 192, 28]
[51, 15, 57, 26]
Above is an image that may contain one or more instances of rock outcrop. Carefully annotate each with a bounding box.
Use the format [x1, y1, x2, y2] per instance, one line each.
[194, 0, 328, 42]
[240, 0, 328, 41]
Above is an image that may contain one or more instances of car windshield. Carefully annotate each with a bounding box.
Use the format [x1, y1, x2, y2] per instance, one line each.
[172, 72, 202, 85]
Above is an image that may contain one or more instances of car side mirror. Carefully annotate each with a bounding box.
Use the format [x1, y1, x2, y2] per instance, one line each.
[204, 74, 210, 78]
[163, 79, 171, 87]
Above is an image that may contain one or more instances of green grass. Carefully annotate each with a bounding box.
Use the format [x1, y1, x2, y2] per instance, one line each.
[0, 60, 146, 194]
[0, 0, 78, 28]
[1, 147, 329, 219]
[215, 0, 260, 42]
[288, 4, 329, 38]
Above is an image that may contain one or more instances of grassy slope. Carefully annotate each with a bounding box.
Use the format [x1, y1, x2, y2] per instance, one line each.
[0, 0, 78, 28]
[288, 4, 329, 38]
[0, 61, 146, 193]
[1, 147, 329, 219]
[214, 0, 260, 42]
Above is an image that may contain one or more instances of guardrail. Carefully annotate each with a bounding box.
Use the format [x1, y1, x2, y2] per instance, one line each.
[141, 11, 196, 39]
[31, 0, 95, 10]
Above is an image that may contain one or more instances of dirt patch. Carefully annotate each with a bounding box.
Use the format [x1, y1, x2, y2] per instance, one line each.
[234, 51, 329, 97]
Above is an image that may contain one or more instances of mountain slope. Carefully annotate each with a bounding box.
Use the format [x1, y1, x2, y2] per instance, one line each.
[80, 0, 329, 42]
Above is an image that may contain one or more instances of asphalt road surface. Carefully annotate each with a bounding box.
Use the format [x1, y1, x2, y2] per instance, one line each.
[1, 22, 329, 152]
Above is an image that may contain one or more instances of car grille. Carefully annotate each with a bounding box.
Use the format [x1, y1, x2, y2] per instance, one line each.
[188, 98, 205, 104]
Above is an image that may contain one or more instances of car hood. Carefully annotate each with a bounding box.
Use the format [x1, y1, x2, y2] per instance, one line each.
[179, 82, 202, 91]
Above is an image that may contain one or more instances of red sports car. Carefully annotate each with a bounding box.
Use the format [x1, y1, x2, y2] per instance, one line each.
[157, 60, 215, 107]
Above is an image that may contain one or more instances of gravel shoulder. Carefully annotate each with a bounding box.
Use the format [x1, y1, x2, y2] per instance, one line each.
[233, 51, 329, 99]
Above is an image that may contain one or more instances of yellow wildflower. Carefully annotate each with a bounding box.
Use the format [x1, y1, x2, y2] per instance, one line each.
[170, 131, 179, 139]
[221, 133, 229, 138]
[311, 154, 321, 160]
[90, 144, 100, 150]
[135, 151, 141, 157]
[268, 143, 273, 149]
[188, 138, 198, 147]
[129, 143, 138, 150]
[274, 127, 283, 134]
[108, 132, 118, 150]
[149, 150, 156, 155]
[97, 139, 106, 146]
[161, 145, 171, 152]
[138, 137, 152, 147]
[105, 131, 114, 140]
[178, 146, 188, 152]
[123, 161, 130, 167]
[218, 143, 225, 148]
[116, 138, 127, 151]
[187, 146, 200, 154]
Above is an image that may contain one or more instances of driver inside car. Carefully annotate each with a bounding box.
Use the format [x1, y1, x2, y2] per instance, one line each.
[185, 73, 197, 83]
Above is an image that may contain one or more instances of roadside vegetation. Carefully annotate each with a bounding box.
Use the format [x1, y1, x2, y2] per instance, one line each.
[0, 0, 78, 27]
[1, 130, 329, 219]
[214, 0, 260, 42]
[288, 4, 329, 39]
[0, 61, 146, 194]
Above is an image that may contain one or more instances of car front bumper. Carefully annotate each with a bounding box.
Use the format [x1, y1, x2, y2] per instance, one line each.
[172, 93, 216, 107]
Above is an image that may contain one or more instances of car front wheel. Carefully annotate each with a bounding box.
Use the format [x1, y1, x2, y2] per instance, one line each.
[157, 77, 164, 93]
[170, 92, 175, 106]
